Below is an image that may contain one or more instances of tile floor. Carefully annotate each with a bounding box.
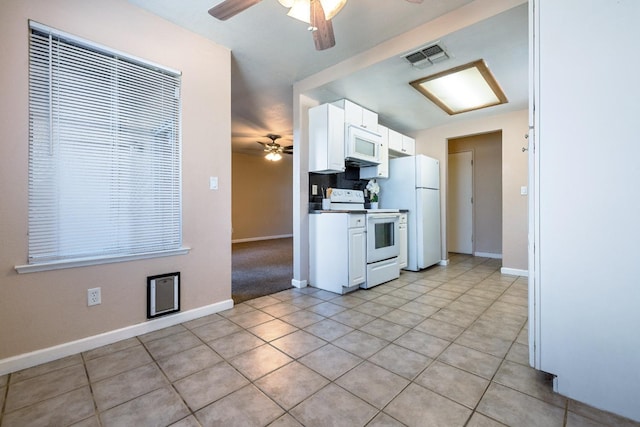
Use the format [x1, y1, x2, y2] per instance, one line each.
[1, 254, 639, 427]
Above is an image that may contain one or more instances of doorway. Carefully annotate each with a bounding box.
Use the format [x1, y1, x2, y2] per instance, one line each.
[448, 131, 503, 258]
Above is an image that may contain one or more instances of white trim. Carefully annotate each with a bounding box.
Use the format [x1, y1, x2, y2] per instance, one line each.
[291, 278, 307, 288]
[438, 259, 450, 266]
[15, 247, 191, 274]
[501, 267, 528, 277]
[474, 252, 503, 259]
[232, 234, 293, 243]
[0, 299, 233, 375]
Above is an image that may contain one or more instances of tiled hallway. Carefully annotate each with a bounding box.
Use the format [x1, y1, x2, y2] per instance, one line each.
[1, 255, 638, 426]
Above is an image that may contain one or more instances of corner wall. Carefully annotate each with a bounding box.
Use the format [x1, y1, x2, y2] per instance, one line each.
[414, 109, 528, 272]
[0, 0, 232, 363]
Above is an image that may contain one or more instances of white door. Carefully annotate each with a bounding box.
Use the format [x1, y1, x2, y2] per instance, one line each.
[448, 151, 473, 254]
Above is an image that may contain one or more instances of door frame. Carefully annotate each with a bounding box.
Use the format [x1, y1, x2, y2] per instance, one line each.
[447, 150, 474, 255]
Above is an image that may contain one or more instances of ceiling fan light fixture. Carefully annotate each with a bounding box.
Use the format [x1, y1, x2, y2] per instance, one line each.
[282, 0, 346, 24]
[265, 152, 282, 161]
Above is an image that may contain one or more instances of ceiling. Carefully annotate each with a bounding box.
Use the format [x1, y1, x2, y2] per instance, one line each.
[128, 0, 528, 155]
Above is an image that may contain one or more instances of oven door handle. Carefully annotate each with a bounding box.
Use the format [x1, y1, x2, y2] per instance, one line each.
[369, 215, 400, 220]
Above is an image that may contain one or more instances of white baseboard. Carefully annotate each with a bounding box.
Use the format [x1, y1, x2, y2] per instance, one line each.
[501, 267, 528, 277]
[439, 259, 450, 266]
[291, 278, 307, 288]
[474, 252, 503, 259]
[0, 299, 234, 376]
[232, 234, 293, 243]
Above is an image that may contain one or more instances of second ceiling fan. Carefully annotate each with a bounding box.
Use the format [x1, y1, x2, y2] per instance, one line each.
[208, 0, 423, 51]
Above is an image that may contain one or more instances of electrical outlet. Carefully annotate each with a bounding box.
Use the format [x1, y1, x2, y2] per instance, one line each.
[311, 184, 318, 196]
[88, 287, 101, 306]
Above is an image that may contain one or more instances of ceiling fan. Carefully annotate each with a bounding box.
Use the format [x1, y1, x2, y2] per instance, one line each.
[257, 134, 293, 161]
[208, 0, 423, 51]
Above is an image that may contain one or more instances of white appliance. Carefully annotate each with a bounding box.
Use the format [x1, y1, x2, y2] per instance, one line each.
[344, 124, 381, 167]
[379, 155, 441, 270]
[327, 189, 400, 289]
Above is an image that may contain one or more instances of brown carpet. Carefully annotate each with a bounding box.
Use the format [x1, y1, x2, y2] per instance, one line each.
[232, 237, 293, 304]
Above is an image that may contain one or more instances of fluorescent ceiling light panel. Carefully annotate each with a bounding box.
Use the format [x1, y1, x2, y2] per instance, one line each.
[410, 60, 507, 115]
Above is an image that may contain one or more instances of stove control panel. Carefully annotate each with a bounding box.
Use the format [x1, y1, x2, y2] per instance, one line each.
[329, 189, 365, 203]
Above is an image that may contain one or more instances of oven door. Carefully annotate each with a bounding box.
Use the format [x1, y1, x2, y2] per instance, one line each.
[366, 213, 400, 263]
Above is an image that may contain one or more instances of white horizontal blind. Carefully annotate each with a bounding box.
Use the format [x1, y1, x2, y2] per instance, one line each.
[28, 23, 182, 264]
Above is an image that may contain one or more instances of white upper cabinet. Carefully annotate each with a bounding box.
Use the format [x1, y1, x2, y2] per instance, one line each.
[388, 128, 415, 157]
[309, 103, 345, 173]
[360, 124, 389, 179]
[333, 99, 378, 131]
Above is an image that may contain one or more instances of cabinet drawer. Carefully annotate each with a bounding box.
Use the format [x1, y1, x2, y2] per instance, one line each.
[349, 214, 366, 228]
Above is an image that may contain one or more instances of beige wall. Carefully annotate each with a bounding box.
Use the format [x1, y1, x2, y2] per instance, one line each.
[416, 109, 528, 271]
[0, 0, 232, 360]
[232, 153, 293, 241]
[449, 132, 503, 256]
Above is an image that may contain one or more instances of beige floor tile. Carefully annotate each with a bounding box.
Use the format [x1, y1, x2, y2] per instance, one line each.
[244, 295, 281, 309]
[0, 374, 7, 387]
[568, 398, 640, 427]
[195, 384, 284, 427]
[398, 301, 440, 317]
[10, 354, 83, 384]
[144, 330, 202, 360]
[387, 287, 423, 300]
[289, 383, 377, 427]
[371, 294, 410, 308]
[218, 303, 256, 317]
[173, 362, 250, 411]
[336, 361, 409, 409]
[467, 318, 521, 342]
[352, 301, 396, 317]
[290, 295, 325, 308]
[99, 386, 189, 427]
[430, 308, 478, 328]
[437, 343, 502, 379]
[229, 344, 293, 381]
[380, 309, 426, 327]
[330, 309, 377, 328]
[366, 412, 406, 427]
[414, 318, 465, 341]
[466, 412, 508, 426]
[269, 413, 304, 427]
[169, 415, 202, 427]
[413, 293, 453, 308]
[82, 338, 140, 361]
[455, 329, 513, 358]
[280, 309, 325, 328]
[566, 411, 609, 427]
[359, 318, 409, 341]
[303, 318, 354, 341]
[208, 330, 265, 359]
[477, 383, 565, 427]
[157, 344, 223, 381]
[306, 301, 348, 317]
[308, 289, 342, 301]
[226, 309, 275, 328]
[5, 363, 88, 412]
[260, 301, 302, 317]
[2, 386, 95, 427]
[92, 362, 167, 411]
[181, 313, 224, 329]
[333, 330, 389, 359]
[248, 318, 299, 342]
[271, 330, 327, 358]
[394, 330, 450, 358]
[368, 343, 432, 380]
[505, 342, 529, 366]
[493, 360, 566, 408]
[255, 362, 329, 409]
[415, 361, 489, 409]
[70, 415, 101, 426]
[385, 383, 472, 427]
[299, 344, 362, 380]
[138, 324, 187, 343]
[190, 318, 243, 342]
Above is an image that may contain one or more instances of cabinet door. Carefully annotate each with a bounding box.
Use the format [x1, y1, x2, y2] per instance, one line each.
[399, 224, 408, 269]
[348, 227, 367, 286]
[401, 135, 415, 155]
[361, 107, 378, 130]
[343, 100, 362, 126]
[388, 128, 403, 152]
[309, 103, 345, 173]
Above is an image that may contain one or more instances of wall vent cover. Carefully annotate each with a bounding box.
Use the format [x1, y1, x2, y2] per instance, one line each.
[404, 43, 449, 68]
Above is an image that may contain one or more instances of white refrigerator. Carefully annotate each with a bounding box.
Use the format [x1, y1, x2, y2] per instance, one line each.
[379, 155, 441, 271]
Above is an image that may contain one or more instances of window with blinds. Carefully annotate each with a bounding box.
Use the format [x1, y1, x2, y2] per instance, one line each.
[27, 22, 183, 267]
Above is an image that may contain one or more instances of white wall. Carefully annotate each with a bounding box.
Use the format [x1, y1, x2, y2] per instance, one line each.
[415, 110, 529, 272]
[532, 0, 640, 421]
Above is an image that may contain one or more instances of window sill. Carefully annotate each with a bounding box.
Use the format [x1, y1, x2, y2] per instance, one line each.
[14, 247, 191, 274]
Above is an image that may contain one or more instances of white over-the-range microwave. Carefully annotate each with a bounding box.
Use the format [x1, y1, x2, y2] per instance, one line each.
[344, 123, 382, 167]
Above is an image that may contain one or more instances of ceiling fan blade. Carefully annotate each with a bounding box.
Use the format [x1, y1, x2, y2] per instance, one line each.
[311, 0, 335, 51]
[208, 0, 261, 20]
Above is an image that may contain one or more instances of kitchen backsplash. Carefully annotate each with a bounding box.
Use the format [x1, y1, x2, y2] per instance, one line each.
[309, 167, 372, 206]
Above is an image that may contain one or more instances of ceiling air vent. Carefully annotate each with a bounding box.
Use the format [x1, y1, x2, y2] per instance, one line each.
[404, 43, 449, 69]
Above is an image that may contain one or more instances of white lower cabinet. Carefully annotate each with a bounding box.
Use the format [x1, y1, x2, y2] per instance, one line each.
[310, 213, 366, 294]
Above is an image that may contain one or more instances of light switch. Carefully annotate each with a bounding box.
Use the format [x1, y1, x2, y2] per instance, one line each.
[312, 184, 318, 196]
[209, 176, 218, 190]
[520, 186, 528, 196]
